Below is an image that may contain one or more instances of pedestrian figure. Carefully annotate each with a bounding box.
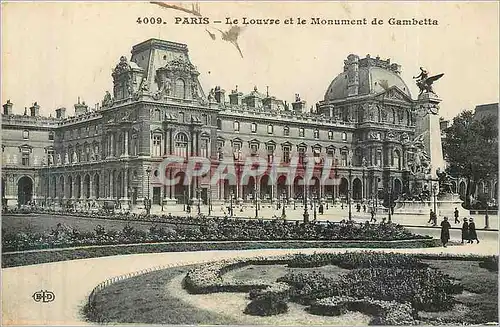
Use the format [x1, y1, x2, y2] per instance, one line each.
[319, 204, 324, 214]
[356, 203, 361, 212]
[370, 209, 377, 223]
[461, 217, 469, 244]
[341, 203, 344, 210]
[428, 209, 434, 224]
[363, 205, 366, 213]
[440, 217, 451, 247]
[454, 207, 460, 224]
[468, 218, 479, 244]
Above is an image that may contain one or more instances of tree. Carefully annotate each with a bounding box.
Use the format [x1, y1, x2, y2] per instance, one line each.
[442, 110, 498, 207]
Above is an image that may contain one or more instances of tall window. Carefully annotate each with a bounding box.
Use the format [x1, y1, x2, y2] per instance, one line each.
[175, 133, 188, 157]
[152, 134, 162, 157]
[341, 151, 348, 166]
[267, 144, 275, 162]
[314, 129, 319, 139]
[250, 143, 259, 156]
[179, 112, 185, 123]
[326, 147, 335, 158]
[200, 138, 209, 158]
[217, 119, 222, 129]
[283, 145, 291, 163]
[47, 148, 54, 165]
[48, 131, 54, 140]
[299, 127, 305, 137]
[313, 146, 321, 158]
[328, 130, 333, 140]
[154, 109, 161, 121]
[251, 122, 257, 133]
[175, 79, 186, 98]
[202, 114, 208, 125]
[394, 149, 401, 169]
[23, 130, 29, 140]
[21, 148, 30, 166]
[298, 146, 306, 164]
[234, 121, 240, 131]
[376, 150, 382, 167]
[283, 126, 290, 136]
[341, 132, 347, 141]
[267, 124, 274, 134]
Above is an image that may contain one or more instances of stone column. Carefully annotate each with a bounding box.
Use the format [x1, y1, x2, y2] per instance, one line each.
[110, 133, 115, 157]
[89, 174, 95, 199]
[124, 130, 129, 157]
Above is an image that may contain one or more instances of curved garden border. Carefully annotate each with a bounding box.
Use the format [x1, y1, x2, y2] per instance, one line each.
[2, 238, 441, 268]
[83, 251, 498, 325]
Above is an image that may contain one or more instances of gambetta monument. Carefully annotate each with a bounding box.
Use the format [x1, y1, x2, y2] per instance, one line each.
[394, 67, 467, 218]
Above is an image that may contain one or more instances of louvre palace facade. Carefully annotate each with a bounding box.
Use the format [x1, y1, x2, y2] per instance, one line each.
[2, 38, 426, 210]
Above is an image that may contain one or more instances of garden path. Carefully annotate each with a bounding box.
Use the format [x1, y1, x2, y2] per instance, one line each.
[2, 243, 498, 326]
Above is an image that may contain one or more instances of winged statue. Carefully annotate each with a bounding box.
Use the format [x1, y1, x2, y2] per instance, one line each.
[413, 67, 444, 95]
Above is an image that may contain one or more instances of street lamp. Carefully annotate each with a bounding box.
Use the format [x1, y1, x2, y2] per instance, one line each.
[313, 191, 317, 221]
[282, 191, 286, 218]
[303, 157, 309, 223]
[388, 186, 392, 223]
[208, 191, 212, 216]
[432, 182, 438, 216]
[348, 164, 352, 221]
[145, 166, 152, 216]
[196, 188, 201, 215]
[254, 187, 258, 219]
[183, 189, 187, 212]
[230, 190, 234, 218]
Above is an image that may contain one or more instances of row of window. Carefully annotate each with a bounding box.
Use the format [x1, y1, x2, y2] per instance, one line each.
[227, 121, 348, 141]
[20, 130, 54, 140]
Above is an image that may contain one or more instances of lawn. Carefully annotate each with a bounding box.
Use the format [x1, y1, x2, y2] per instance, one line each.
[84, 254, 498, 325]
[83, 264, 237, 325]
[2, 214, 175, 234]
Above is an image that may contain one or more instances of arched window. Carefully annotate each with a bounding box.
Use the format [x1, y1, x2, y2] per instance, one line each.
[216, 118, 222, 130]
[175, 79, 186, 99]
[394, 149, 401, 170]
[152, 133, 162, 157]
[174, 133, 188, 157]
[154, 109, 161, 121]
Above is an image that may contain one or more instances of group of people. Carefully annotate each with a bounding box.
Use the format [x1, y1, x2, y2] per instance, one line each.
[440, 216, 479, 247]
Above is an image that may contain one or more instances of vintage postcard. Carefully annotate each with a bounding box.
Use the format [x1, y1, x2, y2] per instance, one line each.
[1, 1, 499, 326]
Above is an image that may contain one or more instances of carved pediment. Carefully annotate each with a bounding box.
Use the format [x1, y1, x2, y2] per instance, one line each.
[379, 86, 412, 102]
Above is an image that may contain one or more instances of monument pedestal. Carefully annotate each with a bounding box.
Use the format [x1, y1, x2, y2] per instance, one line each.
[394, 193, 467, 218]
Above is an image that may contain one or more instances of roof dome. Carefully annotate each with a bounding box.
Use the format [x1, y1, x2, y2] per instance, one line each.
[324, 54, 411, 101]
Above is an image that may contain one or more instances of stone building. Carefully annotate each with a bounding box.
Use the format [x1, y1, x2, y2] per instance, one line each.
[2, 38, 435, 211]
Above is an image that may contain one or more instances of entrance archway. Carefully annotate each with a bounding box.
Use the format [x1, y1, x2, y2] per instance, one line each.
[352, 178, 362, 200]
[94, 174, 100, 199]
[260, 175, 272, 200]
[393, 179, 402, 197]
[174, 171, 188, 203]
[339, 177, 349, 198]
[293, 176, 303, 200]
[84, 174, 91, 198]
[277, 175, 287, 199]
[17, 176, 33, 205]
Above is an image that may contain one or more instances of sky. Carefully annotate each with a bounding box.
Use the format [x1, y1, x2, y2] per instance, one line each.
[1, 1, 499, 120]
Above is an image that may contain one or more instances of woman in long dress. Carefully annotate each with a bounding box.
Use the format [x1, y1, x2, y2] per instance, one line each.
[468, 218, 479, 244]
[461, 218, 469, 244]
[440, 217, 451, 248]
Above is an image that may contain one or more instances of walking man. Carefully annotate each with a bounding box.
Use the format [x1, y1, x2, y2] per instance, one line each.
[454, 207, 460, 224]
[461, 217, 469, 244]
[468, 218, 479, 244]
[440, 217, 451, 247]
[370, 209, 377, 223]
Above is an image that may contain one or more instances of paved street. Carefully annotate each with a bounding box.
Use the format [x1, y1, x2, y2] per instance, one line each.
[137, 203, 499, 230]
[2, 242, 498, 326]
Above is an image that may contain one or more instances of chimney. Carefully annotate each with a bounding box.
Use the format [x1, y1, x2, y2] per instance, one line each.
[345, 54, 360, 97]
[55, 107, 66, 119]
[292, 93, 306, 113]
[229, 86, 243, 105]
[30, 102, 40, 116]
[214, 86, 225, 103]
[74, 97, 88, 116]
[3, 100, 13, 115]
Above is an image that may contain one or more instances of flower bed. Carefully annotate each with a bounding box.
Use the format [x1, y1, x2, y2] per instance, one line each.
[479, 256, 499, 272]
[309, 296, 415, 325]
[287, 251, 426, 269]
[2, 211, 431, 252]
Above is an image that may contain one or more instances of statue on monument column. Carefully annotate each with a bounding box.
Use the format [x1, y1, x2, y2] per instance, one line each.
[436, 168, 455, 194]
[413, 67, 444, 95]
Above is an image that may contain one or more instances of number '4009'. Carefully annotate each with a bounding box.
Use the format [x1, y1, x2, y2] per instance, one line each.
[137, 17, 163, 24]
